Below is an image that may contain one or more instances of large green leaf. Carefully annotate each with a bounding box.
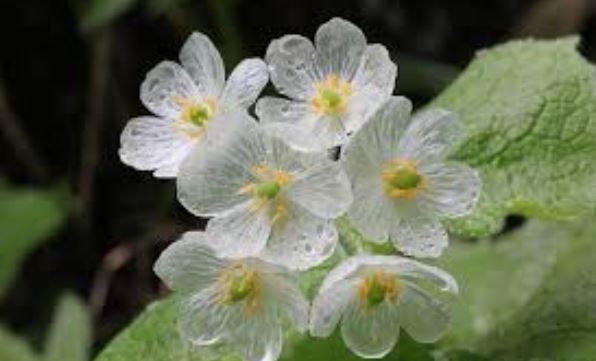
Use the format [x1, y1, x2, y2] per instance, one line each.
[0, 182, 68, 299]
[44, 293, 92, 361]
[432, 38, 596, 236]
[0, 326, 39, 361]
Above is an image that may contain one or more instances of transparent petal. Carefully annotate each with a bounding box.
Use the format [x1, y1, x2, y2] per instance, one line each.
[418, 161, 481, 218]
[179, 32, 225, 97]
[153, 231, 226, 293]
[286, 158, 353, 219]
[341, 86, 388, 136]
[397, 109, 461, 163]
[311, 114, 349, 148]
[119, 116, 193, 178]
[260, 202, 337, 270]
[310, 279, 357, 337]
[398, 283, 451, 343]
[220, 58, 269, 110]
[265, 35, 318, 100]
[390, 212, 448, 258]
[260, 272, 310, 332]
[140, 61, 199, 118]
[205, 201, 272, 258]
[260, 122, 327, 153]
[352, 44, 397, 97]
[314, 18, 367, 80]
[180, 285, 233, 346]
[340, 299, 400, 358]
[228, 310, 283, 361]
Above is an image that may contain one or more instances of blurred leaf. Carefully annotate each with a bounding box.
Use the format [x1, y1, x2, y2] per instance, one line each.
[44, 293, 92, 361]
[0, 325, 39, 361]
[81, 0, 138, 30]
[0, 182, 69, 299]
[431, 37, 596, 236]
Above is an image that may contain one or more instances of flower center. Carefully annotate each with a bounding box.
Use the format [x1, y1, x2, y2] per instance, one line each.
[358, 271, 400, 309]
[253, 181, 281, 200]
[382, 159, 424, 199]
[218, 264, 260, 315]
[311, 75, 352, 117]
[173, 97, 218, 139]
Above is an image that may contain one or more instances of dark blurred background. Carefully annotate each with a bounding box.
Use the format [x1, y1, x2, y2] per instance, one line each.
[1, 0, 595, 355]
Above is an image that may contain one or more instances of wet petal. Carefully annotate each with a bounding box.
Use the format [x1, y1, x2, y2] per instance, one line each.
[286, 158, 353, 219]
[180, 285, 232, 346]
[397, 109, 461, 163]
[261, 272, 310, 332]
[352, 44, 397, 97]
[119, 116, 193, 178]
[260, 202, 337, 270]
[314, 18, 367, 80]
[398, 283, 451, 343]
[153, 231, 226, 293]
[140, 61, 199, 118]
[340, 299, 400, 358]
[418, 161, 481, 218]
[310, 279, 357, 337]
[220, 58, 269, 111]
[205, 201, 273, 258]
[389, 213, 448, 258]
[179, 32, 225, 97]
[265, 35, 318, 100]
[229, 311, 283, 361]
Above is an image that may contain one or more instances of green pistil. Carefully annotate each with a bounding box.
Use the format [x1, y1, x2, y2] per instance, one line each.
[366, 275, 388, 307]
[254, 181, 281, 200]
[390, 169, 421, 190]
[321, 89, 342, 110]
[188, 106, 210, 127]
[228, 272, 256, 302]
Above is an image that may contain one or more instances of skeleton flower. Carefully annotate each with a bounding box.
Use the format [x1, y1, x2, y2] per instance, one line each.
[310, 255, 458, 359]
[154, 232, 309, 361]
[119, 32, 268, 178]
[343, 96, 480, 258]
[177, 117, 353, 270]
[256, 17, 397, 149]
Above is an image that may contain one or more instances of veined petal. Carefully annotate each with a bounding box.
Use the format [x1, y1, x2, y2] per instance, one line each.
[154, 232, 226, 293]
[310, 279, 357, 337]
[265, 35, 318, 100]
[179, 32, 225, 97]
[119, 116, 193, 178]
[398, 283, 451, 343]
[260, 202, 337, 270]
[205, 201, 272, 258]
[228, 309, 283, 361]
[286, 159, 353, 219]
[340, 299, 400, 359]
[418, 161, 481, 218]
[140, 61, 199, 118]
[261, 272, 310, 332]
[261, 122, 327, 153]
[389, 212, 448, 258]
[341, 86, 388, 135]
[220, 58, 269, 111]
[179, 285, 232, 346]
[314, 18, 367, 81]
[352, 44, 397, 97]
[397, 109, 461, 163]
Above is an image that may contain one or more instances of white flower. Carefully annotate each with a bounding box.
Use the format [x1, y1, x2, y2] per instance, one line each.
[310, 255, 458, 359]
[256, 17, 397, 149]
[343, 96, 481, 258]
[177, 119, 353, 270]
[154, 232, 309, 361]
[119, 32, 269, 178]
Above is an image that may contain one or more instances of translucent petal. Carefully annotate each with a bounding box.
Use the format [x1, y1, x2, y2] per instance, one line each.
[205, 201, 272, 258]
[153, 231, 226, 293]
[220, 58, 269, 110]
[260, 272, 310, 332]
[390, 212, 448, 258]
[341, 86, 388, 135]
[418, 161, 481, 218]
[179, 32, 225, 97]
[179, 285, 232, 346]
[398, 283, 451, 343]
[397, 109, 461, 163]
[260, 122, 327, 153]
[314, 18, 367, 80]
[228, 309, 283, 361]
[312, 114, 350, 148]
[352, 44, 398, 97]
[310, 279, 357, 337]
[340, 299, 400, 358]
[140, 61, 199, 118]
[118, 116, 193, 178]
[286, 158, 353, 219]
[260, 202, 337, 270]
[265, 35, 318, 100]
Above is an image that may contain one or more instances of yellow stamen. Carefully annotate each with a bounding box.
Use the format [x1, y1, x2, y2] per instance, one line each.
[238, 165, 293, 224]
[311, 74, 352, 117]
[382, 159, 425, 199]
[357, 271, 400, 309]
[171, 96, 218, 140]
[217, 263, 261, 316]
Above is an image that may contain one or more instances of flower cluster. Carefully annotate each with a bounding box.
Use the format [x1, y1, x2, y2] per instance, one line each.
[120, 18, 480, 361]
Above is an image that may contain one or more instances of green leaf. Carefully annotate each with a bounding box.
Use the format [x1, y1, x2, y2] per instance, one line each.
[94, 296, 433, 361]
[44, 293, 92, 361]
[81, 0, 138, 30]
[0, 182, 69, 299]
[0, 325, 40, 361]
[431, 38, 596, 236]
